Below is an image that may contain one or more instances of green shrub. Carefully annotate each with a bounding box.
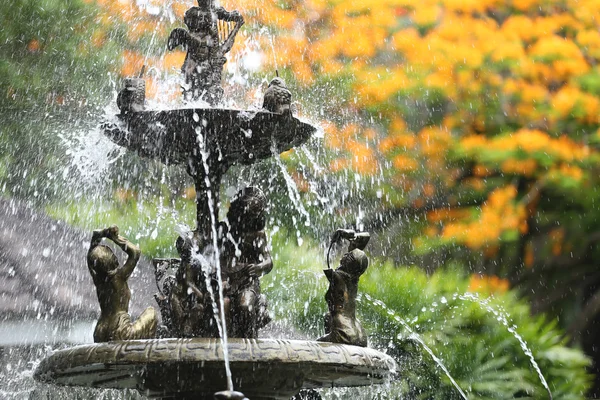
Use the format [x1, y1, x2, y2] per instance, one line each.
[264, 239, 592, 399]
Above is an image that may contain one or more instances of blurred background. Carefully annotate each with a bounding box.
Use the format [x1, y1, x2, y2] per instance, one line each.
[2, 0, 600, 398]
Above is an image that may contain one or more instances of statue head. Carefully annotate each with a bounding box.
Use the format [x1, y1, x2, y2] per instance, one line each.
[184, 6, 216, 34]
[176, 235, 193, 263]
[339, 249, 368, 277]
[227, 186, 267, 232]
[197, 0, 213, 9]
[268, 77, 286, 88]
[88, 245, 119, 276]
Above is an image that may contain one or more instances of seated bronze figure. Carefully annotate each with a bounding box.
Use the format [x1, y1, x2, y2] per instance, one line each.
[87, 226, 157, 342]
[221, 186, 273, 338]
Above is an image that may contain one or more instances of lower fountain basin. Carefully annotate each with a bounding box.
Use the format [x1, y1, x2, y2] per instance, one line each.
[34, 338, 396, 399]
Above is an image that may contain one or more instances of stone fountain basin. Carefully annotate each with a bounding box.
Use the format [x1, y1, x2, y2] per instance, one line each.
[34, 338, 396, 399]
[102, 109, 317, 168]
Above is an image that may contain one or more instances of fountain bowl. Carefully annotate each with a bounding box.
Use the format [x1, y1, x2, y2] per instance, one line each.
[102, 108, 317, 169]
[34, 338, 397, 399]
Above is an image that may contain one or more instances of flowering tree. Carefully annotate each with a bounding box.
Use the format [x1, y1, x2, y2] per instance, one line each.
[86, 0, 600, 340]
[231, 0, 600, 326]
[206, 2, 600, 392]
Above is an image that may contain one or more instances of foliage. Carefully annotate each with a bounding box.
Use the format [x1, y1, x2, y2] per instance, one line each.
[212, 0, 600, 353]
[264, 239, 592, 399]
[46, 190, 196, 259]
[0, 0, 121, 201]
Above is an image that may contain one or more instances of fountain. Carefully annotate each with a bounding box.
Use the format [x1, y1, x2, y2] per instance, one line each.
[33, 2, 396, 399]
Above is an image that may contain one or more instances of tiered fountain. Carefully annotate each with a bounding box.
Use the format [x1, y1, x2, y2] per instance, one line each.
[34, 1, 396, 399]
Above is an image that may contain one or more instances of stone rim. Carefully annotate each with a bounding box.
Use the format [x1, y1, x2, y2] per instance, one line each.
[35, 338, 397, 399]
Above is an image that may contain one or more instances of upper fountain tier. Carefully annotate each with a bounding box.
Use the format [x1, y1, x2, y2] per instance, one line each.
[104, 0, 319, 241]
[103, 108, 316, 172]
[106, 0, 317, 177]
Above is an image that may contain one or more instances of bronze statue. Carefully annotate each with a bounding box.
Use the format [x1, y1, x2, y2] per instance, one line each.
[168, 235, 219, 337]
[220, 187, 273, 338]
[117, 66, 146, 114]
[168, 0, 244, 104]
[152, 258, 179, 337]
[152, 187, 272, 339]
[263, 74, 292, 114]
[317, 229, 370, 347]
[87, 226, 157, 342]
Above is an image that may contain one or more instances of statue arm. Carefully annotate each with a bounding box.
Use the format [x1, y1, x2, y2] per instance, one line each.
[252, 232, 273, 276]
[184, 262, 204, 299]
[214, 7, 242, 22]
[168, 28, 191, 51]
[255, 249, 273, 276]
[187, 281, 204, 299]
[348, 232, 370, 251]
[239, 232, 272, 277]
[90, 228, 105, 249]
[331, 229, 370, 251]
[219, 16, 244, 54]
[87, 227, 114, 281]
[105, 228, 140, 279]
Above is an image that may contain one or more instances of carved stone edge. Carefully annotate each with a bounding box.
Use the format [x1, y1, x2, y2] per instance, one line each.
[35, 338, 397, 385]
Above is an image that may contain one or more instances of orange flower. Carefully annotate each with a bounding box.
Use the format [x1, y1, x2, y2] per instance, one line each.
[524, 242, 534, 268]
[550, 228, 564, 256]
[330, 158, 350, 172]
[392, 155, 418, 172]
[468, 274, 510, 294]
[501, 158, 537, 176]
[346, 140, 378, 175]
[121, 50, 145, 77]
[182, 186, 196, 200]
[27, 39, 40, 53]
[163, 51, 186, 72]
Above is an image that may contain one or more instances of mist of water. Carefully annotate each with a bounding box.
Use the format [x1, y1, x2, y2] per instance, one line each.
[361, 293, 469, 400]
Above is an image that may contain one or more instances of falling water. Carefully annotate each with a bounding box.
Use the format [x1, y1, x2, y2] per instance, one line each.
[196, 124, 234, 391]
[455, 292, 553, 399]
[59, 123, 123, 189]
[274, 152, 311, 228]
[361, 293, 469, 400]
[300, 145, 324, 174]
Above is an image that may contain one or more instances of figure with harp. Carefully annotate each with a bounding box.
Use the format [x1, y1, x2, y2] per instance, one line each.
[168, 0, 244, 105]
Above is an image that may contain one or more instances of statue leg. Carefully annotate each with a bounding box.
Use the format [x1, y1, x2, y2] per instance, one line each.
[170, 291, 186, 337]
[323, 312, 332, 334]
[186, 296, 205, 336]
[257, 293, 271, 329]
[130, 307, 158, 339]
[237, 289, 258, 338]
